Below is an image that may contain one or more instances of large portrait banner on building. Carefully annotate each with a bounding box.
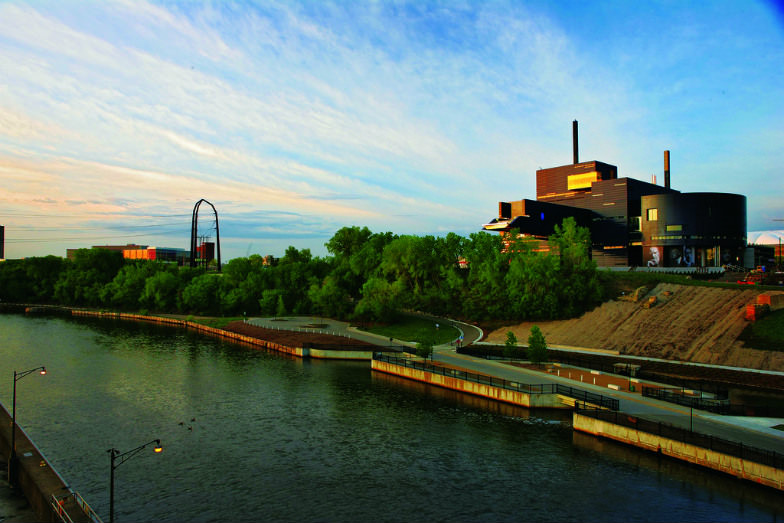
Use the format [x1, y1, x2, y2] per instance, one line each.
[645, 246, 662, 267]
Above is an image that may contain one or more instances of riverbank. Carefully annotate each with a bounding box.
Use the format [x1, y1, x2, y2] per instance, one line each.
[0, 402, 96, 522]
[5, 312, 780, 522]
[372, 353, 784, 491]
[2, 310, 784, 522]
[71, 310, 388, 360]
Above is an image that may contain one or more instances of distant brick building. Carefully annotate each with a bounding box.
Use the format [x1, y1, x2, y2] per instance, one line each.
[67, 244, 188, 264]
[67, 244, 147, 260]
[123, 246, 189, 264]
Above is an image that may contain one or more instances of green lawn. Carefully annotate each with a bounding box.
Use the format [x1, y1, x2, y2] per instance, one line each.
[358, 315, 459, 345]
[739, 308, 784, 351]
[186, 316, 244, 329]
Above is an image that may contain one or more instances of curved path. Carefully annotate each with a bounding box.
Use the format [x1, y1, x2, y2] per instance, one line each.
[248, 314, 483, 351]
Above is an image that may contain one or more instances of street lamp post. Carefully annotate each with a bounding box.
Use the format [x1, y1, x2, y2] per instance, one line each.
[108, 439, 162, 523]
[9, 366, 46, 487]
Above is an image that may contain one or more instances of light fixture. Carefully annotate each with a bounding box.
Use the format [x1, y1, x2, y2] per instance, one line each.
[9, 366, 47, 487]
[108, 438, 163, 523]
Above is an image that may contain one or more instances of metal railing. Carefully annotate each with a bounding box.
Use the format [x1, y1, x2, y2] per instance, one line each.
[557, 384, 619, 411]
[576, 408, 784, 470]
[373, 353, 619, 410]
[642, 386, 730, 414]
[51, 491, 103, 523]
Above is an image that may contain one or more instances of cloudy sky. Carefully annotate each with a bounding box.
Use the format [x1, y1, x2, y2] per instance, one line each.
[1, 0, 782, 260]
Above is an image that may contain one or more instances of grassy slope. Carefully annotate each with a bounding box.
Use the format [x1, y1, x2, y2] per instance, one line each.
[186, 316, 244, 329]
[738, 309, 784, 352]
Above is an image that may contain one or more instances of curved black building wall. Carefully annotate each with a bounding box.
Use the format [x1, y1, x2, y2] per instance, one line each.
[640, 192, 746, 267]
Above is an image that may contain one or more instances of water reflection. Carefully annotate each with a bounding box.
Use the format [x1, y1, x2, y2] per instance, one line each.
[572, 431, 783, 517]
[0, 314, 781, 523]
[372, 370, 572, 424]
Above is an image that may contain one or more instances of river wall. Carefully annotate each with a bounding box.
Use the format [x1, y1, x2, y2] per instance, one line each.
[373, 357, 784, 492]
[70, 310, 376, 360]
[573, 411, 784, 491]
[371, 358, 569, 409]
[0, 403, 93, 522]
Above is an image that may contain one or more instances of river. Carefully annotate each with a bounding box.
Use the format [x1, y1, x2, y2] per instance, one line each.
[0, 314, 781, 522]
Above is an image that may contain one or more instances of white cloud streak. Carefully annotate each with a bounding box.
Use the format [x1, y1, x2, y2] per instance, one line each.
[0, 0, 781, 259]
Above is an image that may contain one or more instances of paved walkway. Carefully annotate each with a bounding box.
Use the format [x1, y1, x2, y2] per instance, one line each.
[248, 315, 482, 350]
[249, 316, 784, 454]
[0, 463, 38, 523]
[435, 348, 784, 452]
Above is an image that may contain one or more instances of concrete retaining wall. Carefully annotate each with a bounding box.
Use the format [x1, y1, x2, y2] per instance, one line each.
[371, 359, 568, 409]
[0, 403, 90, 522]
[573, 412, 784, 491]
[71, 311, 382, 360]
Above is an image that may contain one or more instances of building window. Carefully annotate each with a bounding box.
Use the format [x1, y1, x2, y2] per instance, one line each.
[647, 208, 658, 221]
[567, 172, 599, 190]
[629, 216, 641, 231]
[666, 224, 682, 232]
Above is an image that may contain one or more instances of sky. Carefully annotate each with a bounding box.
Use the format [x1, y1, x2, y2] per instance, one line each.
[1, 0, 783, 260]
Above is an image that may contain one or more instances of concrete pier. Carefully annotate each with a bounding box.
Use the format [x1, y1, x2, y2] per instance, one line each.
[574, 410, 784, 491]
[372, 356, 568, 408]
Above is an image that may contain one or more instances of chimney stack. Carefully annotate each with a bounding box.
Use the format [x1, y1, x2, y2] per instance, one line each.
[664, 150, 670, 189]
[573, 120, 579, 164]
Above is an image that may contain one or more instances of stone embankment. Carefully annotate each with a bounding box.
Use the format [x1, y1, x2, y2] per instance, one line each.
[70, 311, 380, 360]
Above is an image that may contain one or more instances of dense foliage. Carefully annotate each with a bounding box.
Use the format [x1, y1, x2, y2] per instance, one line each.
[0, 218, 604, 321]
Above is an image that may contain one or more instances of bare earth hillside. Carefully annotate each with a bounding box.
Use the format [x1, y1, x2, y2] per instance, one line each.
[485, 283, 784, 372]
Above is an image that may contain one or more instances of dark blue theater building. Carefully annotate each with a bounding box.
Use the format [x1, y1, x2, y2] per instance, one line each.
[483, 122, 748, 268]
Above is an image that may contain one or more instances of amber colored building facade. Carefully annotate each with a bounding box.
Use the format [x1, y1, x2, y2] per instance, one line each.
[123, 246, 189, 264]
[67, 244, 188, 264]
[483, 124, 747, 268]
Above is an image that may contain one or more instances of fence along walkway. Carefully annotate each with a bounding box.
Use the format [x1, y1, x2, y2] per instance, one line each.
[373, 353, 619, 410]
[642, 385, 731, 414]
[577, 407, 784, 470]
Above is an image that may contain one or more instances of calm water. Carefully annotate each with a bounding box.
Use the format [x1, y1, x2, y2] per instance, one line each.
[0, 314, 781, 523]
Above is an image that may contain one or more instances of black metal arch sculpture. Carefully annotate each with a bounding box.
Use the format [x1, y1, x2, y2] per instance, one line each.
[190, 199, 221, 271]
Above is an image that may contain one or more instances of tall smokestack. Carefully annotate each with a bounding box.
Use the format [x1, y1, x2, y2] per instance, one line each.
[573, 120, 579, 164]
[664, 150, 671, 189]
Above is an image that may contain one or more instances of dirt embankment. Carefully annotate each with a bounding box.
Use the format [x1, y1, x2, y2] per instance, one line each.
[485, 283, 784, 372]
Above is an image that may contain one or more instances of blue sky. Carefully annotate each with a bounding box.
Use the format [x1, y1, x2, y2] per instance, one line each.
[1, 0, 782, 260]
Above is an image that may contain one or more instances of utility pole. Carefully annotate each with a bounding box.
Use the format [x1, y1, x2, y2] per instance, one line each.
[774, 220, 784, 271]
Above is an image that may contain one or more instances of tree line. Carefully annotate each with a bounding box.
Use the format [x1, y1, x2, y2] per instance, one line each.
[0, 217, 605, 322]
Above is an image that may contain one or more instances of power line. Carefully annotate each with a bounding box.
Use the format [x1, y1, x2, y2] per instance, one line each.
[7, 222, 190, 232]
[0, 212, 191, 218]
[4, 230, 188, 244]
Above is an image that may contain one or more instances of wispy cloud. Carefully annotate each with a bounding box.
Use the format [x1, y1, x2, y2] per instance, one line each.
[0, 0, 781, 258]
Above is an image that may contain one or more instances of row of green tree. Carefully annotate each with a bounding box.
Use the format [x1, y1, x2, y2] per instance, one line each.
[0, 218, 605, 322]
